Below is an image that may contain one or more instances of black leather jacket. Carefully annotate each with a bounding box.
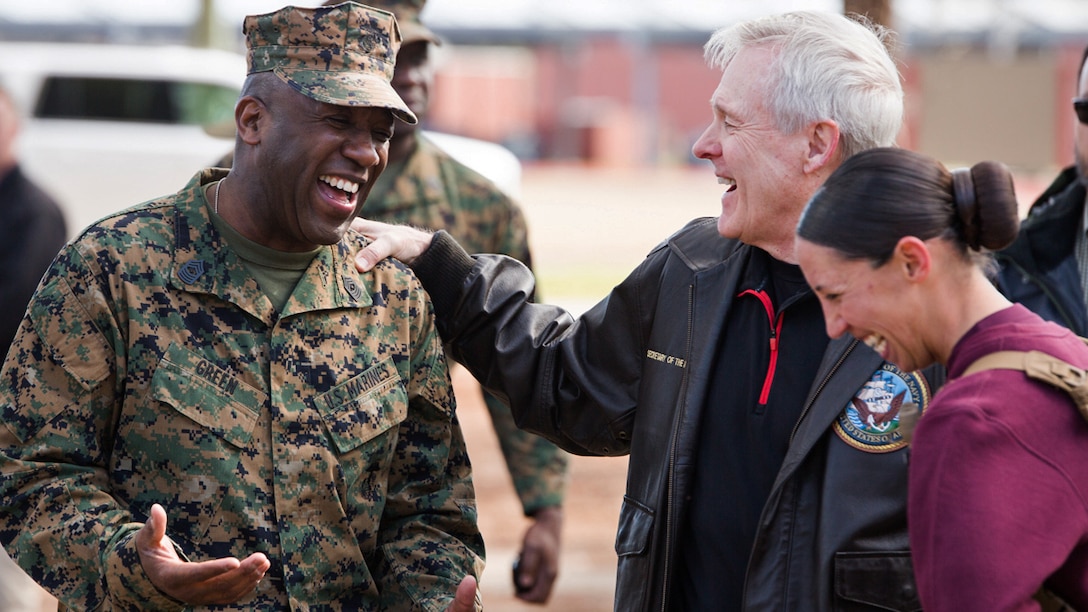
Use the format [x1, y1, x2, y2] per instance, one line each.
[412, 218, 942, 611]
[995, 166, 1088, 336]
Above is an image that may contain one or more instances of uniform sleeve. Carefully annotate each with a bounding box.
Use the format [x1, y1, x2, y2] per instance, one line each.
[0, 245, 170, 610]
[483, 392, 569, 514]
[373, 289, 485, 611]
[908, 383, 1088, 611]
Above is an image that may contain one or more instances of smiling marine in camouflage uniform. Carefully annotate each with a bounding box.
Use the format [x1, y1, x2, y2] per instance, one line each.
[0, 3, 484, 610]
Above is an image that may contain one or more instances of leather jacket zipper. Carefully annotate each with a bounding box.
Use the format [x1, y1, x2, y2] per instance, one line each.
[737, 289, 784, 406]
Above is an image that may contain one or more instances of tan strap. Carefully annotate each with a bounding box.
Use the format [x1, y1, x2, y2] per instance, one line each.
[961, 351, 1031, 377]
[961, 350, 1088, 423]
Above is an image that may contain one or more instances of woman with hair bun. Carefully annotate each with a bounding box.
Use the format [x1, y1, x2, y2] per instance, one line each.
[795, 147, 1088, 610]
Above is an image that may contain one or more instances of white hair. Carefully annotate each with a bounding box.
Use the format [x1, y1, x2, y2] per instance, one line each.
[704, 11, 903, 159]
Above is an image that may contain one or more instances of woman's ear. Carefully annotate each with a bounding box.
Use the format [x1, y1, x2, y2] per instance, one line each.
[894, 236, 932, 283]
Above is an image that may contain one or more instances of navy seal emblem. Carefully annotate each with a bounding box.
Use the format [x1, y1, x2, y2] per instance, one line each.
[834, 362, 929, 453]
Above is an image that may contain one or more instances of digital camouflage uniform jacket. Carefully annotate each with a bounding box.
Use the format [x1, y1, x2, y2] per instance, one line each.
[365, 133, 568, 514]
[0, 169, 484, 611]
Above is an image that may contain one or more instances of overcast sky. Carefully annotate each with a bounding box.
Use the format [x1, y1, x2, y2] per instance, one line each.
[0, 0, 841, 24]
[1, 0, 1086, 37]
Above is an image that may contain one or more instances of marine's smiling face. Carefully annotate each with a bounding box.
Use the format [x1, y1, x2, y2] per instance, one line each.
[254, 89, 394, 251]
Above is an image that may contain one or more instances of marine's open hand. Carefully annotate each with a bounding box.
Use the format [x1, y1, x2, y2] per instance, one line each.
[136, 503, 271, 605]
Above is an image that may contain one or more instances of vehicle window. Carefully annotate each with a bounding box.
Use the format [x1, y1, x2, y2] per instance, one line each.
[35, 76, 237, 125]
[175, 82, 238, 125]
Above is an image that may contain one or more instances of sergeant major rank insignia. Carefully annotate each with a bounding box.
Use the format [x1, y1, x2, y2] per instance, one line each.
[834, 362, 929, 453]
[177, 259, 207, 284]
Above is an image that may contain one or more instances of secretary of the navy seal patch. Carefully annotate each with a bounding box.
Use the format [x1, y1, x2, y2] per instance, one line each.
[834, 362, 929, 453]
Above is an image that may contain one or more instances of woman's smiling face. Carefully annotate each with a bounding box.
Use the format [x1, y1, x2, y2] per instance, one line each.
[795, 237, 935, 373]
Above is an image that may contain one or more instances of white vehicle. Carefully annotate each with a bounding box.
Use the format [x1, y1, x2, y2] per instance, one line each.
[0, 41, 523, 238]
[0, 42, 245, 236]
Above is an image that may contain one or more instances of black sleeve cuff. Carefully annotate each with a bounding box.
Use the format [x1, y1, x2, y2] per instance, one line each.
[411, 230, 477, 321]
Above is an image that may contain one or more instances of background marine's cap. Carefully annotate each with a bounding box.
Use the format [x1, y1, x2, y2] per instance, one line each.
[349, 0, 442, 46]
[244, 2, 417, 124]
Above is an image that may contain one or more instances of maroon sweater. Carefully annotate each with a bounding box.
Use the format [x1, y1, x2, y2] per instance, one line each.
[910, 304, 1088, 610]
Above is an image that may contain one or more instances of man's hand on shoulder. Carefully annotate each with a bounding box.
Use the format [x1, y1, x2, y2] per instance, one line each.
[351, 218, 436, 272]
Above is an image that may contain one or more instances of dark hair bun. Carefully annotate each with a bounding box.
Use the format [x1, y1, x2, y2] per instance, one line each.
[964, 161, 1019, 251]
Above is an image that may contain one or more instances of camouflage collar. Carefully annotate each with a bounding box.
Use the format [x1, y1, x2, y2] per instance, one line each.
[170, 169, 375, 322]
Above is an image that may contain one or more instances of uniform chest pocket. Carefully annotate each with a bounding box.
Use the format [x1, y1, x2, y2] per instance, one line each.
[313, 358, 408, 455]
[150, 343, 264, 448]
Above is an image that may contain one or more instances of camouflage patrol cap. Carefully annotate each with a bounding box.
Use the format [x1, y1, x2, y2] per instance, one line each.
[357, 0, 442, 46]
[245, 3, 417, 124]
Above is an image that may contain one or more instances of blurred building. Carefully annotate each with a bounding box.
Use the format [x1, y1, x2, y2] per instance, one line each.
[420, 0, 1088, 174]
[0, 0, 1086, 173]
